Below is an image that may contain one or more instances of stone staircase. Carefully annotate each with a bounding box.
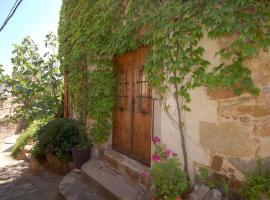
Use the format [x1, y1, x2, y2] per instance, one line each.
[59, 149, 151, 200]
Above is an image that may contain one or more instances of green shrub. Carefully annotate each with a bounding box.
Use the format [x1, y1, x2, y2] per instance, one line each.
[31, 143, 46, 161]
[197, 167, 216, 188]
[149, 137, 189, 200]
[242, 163, 270, 200]
[11, 119, 48, 158]
[32, 118, 80, 161]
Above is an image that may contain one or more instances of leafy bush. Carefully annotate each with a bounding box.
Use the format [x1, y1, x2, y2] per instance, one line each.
[149, 136, 189, 200]
[32, 118, 80, 161]
[197, 167, 230, 199]
[11, 119, 48, 158]
[242, 163, 270, 200]
[6, 33, 63, 126]
[197, 167, 216, 188]
[31, 144, 46, 161]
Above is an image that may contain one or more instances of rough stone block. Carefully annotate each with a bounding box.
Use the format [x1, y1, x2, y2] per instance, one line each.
[207, 88, 236, 100]
[202, 189, 222, 200]
[211, 155, 223, 171]
[24, 145, 34, 152]
[228, 157, 270, 175]
[188, 184, 209, 200]
[200, 122, 252, 157]
[237, 105, 270, 117]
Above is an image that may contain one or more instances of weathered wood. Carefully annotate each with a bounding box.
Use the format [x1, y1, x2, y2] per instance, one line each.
[113, 47, 152, 166]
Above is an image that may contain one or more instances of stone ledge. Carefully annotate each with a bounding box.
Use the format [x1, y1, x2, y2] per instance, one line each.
[81, 159, 147, 200]
[104, 148, 151, 188]
[59, 170, 109, 200]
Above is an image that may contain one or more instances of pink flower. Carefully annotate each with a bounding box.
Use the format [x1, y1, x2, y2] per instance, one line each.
[175, 197, 182, 200]
[165, 149, 172, 156]
[141, 171, 149, 177]
[152, 136, 161, 144]
[152, 154, 161, 162]
[172, 152, 178, 157]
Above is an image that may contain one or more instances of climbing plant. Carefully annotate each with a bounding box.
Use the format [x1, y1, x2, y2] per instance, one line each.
[58, 0, 270, 174]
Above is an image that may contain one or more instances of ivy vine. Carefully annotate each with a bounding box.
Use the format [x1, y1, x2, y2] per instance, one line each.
[58, 0, 270, 149]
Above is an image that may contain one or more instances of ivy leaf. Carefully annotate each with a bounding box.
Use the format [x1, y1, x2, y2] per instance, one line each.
[242, 44, 258, 57]
[260, 38, 270, 50]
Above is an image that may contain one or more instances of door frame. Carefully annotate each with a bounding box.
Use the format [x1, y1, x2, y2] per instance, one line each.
[112, 47, 153, 166]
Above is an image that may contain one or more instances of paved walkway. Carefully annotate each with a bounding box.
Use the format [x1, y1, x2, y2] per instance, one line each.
[0, 135, 63, 200]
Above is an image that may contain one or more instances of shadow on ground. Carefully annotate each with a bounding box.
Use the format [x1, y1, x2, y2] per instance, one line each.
[0, 161, 63, 200]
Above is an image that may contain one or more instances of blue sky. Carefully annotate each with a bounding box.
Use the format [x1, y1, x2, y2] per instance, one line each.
[0, 0, 62, 75]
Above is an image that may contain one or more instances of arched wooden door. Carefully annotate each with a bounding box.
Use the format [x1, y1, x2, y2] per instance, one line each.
[113, 47, 152, 166]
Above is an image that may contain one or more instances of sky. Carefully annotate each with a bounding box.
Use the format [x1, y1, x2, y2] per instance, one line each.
[0, 0, 62, 75]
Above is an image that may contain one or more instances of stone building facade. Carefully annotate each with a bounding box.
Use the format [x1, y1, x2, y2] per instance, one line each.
[67, 35, 270, 183]
[153, 35, 270, 181]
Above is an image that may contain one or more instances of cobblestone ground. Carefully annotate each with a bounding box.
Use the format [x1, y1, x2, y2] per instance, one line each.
[0, 162, 63, 200]
[0, 135, 63, 200]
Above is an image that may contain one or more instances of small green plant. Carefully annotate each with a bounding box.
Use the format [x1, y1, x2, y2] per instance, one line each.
[146, 136, 188, 200]
[32, 118, 80, 161]
[11, 118, 48, 158]
[197, 167, 216, 188]
[222, 178, 229, 200]
[197, 167, 231, 199]
[242, 163, 270, 200]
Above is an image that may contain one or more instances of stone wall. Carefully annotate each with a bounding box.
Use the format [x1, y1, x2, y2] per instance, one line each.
[158, 35, 270, 182]
[201, 49, 270, 180]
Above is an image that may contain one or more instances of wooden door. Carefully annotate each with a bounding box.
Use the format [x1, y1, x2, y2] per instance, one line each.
[113, 47, 152, 166]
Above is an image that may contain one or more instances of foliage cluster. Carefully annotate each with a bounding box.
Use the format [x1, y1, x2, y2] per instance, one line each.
[32, 118, 80, 161]
[3, 33, 63, 125]
[197, 167, 230, 199]
[197, 165, 270, 200]
[197, 167, 216, 188]
[0, 64, 8, 104]
[149, 137, 189, 200]
[11, 118, 49, 158]
[242, 164, 270, 200]
[58, 0, 270, 146]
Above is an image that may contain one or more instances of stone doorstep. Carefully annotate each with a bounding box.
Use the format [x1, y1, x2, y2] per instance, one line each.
[81, 159, 148, 200]
[59, 170, 109, 200]
[103, 149, 151, 189]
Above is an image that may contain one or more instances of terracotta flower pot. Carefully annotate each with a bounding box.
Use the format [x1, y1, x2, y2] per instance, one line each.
[71, 146, 91, 171]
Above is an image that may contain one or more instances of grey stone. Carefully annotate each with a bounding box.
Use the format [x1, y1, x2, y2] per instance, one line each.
[59, 170, 108, 200]
[20, 183, 34, 189]
[202, 189, 223, 200]
[228, 157, 270, 174]
[188, 184, 210, 200]
[82, 159, 147, 200]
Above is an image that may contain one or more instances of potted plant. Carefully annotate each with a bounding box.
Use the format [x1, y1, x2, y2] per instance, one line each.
[71, 122, 92, 171]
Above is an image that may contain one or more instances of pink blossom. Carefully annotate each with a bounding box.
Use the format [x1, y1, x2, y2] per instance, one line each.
[152, 154, 161, 162]
[141, 171, 149, 177]
[165, 149, 172, 156]
[172, 152, 178, 157]
[175, 197, 182, 200]
[152, 136, 161, 144]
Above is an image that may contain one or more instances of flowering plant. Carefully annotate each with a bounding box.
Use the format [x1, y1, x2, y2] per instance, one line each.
[142, 136, 189, 200]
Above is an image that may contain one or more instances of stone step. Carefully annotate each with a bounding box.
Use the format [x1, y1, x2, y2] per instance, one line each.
[59, 170, 111, 200]
[81, 159, 148, 200]
[103, 149, 151, 189]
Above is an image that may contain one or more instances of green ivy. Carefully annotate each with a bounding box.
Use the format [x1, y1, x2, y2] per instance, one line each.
[58, 0, 270, 144]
